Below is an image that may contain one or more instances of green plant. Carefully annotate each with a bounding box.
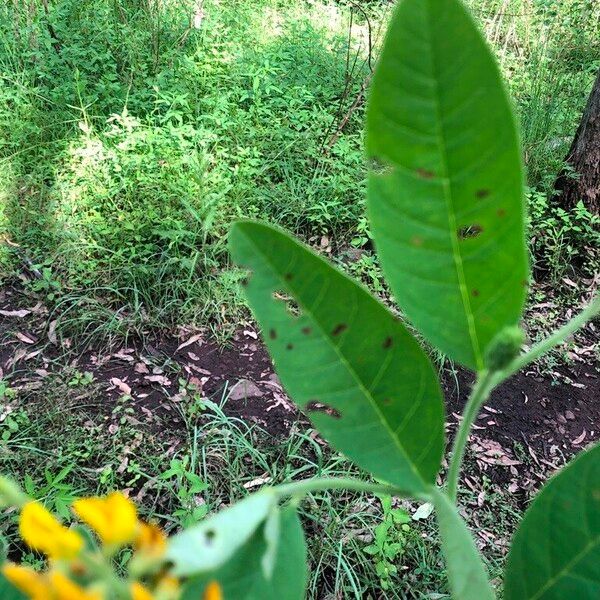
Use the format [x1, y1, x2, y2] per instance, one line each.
[214, 0, 598, 597]
[160, 458, 209, 527]
[1, 0, 599, 598]
[528, 189, 600, 280]
[67, 370, 95, 387]
[0, 380, 16, 401]
[362, 495, 411, 591]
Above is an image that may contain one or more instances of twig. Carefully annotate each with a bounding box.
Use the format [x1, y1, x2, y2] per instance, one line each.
[323, 71, 373, 154]
[39, 0, 62, 55]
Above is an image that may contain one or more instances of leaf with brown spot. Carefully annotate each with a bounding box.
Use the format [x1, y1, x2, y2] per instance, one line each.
[367, 0, 528, 371]
[230, 221, 444, 494]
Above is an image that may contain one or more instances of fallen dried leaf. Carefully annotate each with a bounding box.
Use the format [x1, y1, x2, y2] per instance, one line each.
[145, 375, 172, 386]
[0, 309, 31, 318]
[228, 379, 263, 400]
[110, 378, 132, 395]
[134, 362, 150, 374]
[47, 320, 58, 345]
[16, 332, 36, 344]
[177, 333, 203, 352]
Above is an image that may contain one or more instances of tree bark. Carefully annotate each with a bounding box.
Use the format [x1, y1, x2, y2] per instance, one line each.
[555, 68, 600, 215]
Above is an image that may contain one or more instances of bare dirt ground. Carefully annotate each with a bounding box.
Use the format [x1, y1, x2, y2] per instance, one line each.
[1, 278, 598, 507]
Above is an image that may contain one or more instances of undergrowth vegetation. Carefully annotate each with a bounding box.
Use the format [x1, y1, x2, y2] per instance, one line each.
[0, 0, 598, 340]
[0, 1, 598, 598]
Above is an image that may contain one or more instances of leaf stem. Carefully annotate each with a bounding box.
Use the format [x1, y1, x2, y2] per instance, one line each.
[447, 295, 598, 502]
[446, 371, 496, 502]
[501, 295, 599, 380]
[273, 477, 430, 501]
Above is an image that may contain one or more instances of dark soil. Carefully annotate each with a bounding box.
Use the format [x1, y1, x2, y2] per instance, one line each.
[1, 279, 598, 495]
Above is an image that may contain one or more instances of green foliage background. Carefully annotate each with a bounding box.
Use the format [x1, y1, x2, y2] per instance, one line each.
[0, 0, 598, 338]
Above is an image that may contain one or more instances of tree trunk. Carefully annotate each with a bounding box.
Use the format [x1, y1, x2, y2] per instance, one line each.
[555, 68, 600, 215]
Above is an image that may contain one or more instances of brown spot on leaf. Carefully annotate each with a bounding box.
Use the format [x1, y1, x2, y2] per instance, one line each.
[306, 401, 341, 419]
[497, 208, 506, 218]
[476, 189, 490, 199]
[301, 326, 312, 335]
[472, 289, 480, 297]
[458, 224, 483, 240]
[269, 329, 277, 340]
[204, 529, 216, 545]
[332, 323, 348, 336]
[285, 273, 294, 281]
[411, 236, 424, 247]
[416, 168, 435, 179]
[286, 343, 294, 350]
[383, 337, 393, 349]
[382, 398, 392, 405]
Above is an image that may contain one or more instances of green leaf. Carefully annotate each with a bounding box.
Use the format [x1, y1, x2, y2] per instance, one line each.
[166, 489, 276, 576]
[261, 505, 281, 579]
[180, 506, 307, 600]
[432, 489, 495, 600]
[505, 443, 600, 600]
[229, 221, 444, 494]
[0, 573, 26, 600]
[366, 0, 528, 371]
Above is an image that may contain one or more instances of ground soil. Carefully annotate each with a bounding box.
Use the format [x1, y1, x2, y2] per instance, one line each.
[1, 279, 598, 498]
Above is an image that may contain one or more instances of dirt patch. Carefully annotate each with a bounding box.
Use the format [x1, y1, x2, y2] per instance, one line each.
[1, 279, 598, 496]
[443, 363, 598, 500]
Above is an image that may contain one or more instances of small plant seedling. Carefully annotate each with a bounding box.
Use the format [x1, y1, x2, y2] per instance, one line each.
[67, 370, 95, 387]
[363, 495, 412, 591]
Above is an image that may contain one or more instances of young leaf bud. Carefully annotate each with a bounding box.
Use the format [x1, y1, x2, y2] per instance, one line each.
[484, 326, 525, 371]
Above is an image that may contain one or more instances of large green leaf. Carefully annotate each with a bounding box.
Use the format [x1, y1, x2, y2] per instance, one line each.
[505, 443, 600, 600]
[181, 507, 307, 600]
[229, 221, 444, 494]
[366, 0, 528, 371]
[166, 490, 276, 576]
[432, 489, 495, 600]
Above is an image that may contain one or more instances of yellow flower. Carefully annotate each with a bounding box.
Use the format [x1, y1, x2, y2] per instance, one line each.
[155, 574, 180, 597]
[1, 565, 102, 600]
[2, 564, 46, 599]
[47, 571, 103, 600]
[203, 581, 223, 600]
[72, 492, 137, 546]
[130, 581, 154, 600]
[19, 502, 83, 560]
[135, 522, 167, 558]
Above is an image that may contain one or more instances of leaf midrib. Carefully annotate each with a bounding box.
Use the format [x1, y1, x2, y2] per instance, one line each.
[529, 535, 600, 600]
[240, 227, 430, 490]
[424, 0, 484, 370]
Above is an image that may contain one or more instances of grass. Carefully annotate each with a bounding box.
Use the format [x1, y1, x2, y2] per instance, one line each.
[1, 363, 523, 598]
[0, 0, 598, 344]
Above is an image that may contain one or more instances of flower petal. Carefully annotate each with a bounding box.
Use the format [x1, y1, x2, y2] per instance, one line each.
[73, 492, 137, 546]
[131, 581, 154, 600]
[19, 502, 83, 560]
[2, 564, 47, 599]
[204, 581, 223, 600]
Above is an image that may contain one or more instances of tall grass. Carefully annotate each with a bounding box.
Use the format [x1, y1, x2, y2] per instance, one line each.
[0, 0, 598, 338]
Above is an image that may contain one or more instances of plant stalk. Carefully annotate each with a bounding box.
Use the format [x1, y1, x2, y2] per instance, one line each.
[447, 295, 598, 501]
[446, 371, 496, 502]
[273, 477, 430, 501]
[501, 295, 599, 380]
